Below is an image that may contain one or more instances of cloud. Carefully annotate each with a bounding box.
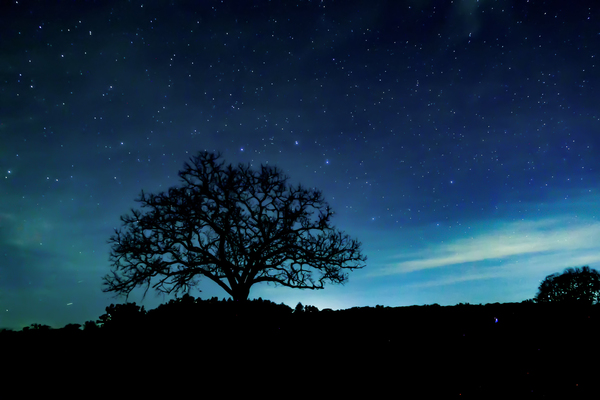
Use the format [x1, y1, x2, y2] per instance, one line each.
[401, 250, 600, 291]
[372, 217, 600, 277]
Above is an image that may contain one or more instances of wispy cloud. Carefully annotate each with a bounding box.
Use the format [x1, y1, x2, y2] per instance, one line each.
[371, 217, 600, 277]
[402, 250, 600, 290]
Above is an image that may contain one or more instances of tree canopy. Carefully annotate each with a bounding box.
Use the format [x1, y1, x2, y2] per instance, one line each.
[102, 151, 366, 301]
[534, 266, 600, 305]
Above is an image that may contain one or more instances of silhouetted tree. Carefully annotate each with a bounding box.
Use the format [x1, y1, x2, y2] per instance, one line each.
[534, 266, 600, 305]
[305, 305, 319, 313]
[97, 302, 147, 330]
[83, 320, 100, 331]
[103, 151, 366, 301]
[61, 323, 82, 331]
[29, 323, 51, 331]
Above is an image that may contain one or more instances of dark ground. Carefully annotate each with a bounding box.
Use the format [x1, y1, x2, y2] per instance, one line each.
[3, 302, 598, 398]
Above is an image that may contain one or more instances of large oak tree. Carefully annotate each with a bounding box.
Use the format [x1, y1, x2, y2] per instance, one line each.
[103, 151, 366, 301]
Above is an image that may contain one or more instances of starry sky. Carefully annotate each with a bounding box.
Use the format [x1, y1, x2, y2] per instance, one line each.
[1, 0, 599, 329]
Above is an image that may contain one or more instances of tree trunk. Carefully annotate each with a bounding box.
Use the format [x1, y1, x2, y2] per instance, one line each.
[232, 285, 250, 302]
[230, 286, 251, 329]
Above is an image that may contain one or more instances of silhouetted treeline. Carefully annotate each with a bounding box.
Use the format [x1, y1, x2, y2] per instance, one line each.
[3, 299, 600, 349]
[3, 299, 599, 397]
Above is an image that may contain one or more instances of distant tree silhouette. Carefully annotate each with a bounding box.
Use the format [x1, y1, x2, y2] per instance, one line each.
[102, 151, 366, 301]
[97, 302, 147, 330]
[145, 293, 203, 334]
[292, 302, 317, 316]
[305, 305, 319, 313]
[141, 295, 293, 345]
[61, 323, 82, 331]
[534, 266, 600, 305]
[83, 320, 100, 331]
[29, 323, 51, 331]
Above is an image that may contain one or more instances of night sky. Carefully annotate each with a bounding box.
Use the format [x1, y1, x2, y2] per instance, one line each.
[1, 0, 599, 330]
